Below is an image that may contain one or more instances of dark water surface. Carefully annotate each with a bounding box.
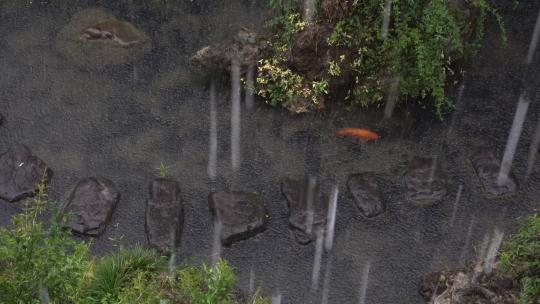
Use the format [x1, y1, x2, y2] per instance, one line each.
[1, 1, 539, 303]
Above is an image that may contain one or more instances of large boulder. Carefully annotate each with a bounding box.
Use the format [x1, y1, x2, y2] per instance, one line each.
[208, 191, 267, 246]
[0, 144, 50, 202]
[347, 173, 385, 217]
[403, 157, 448, 205]
[62, 177, 120, 236]
[470, 148, 517, 197]
[145, 178, 183, 254]
[56, 8, 151, 68]
[282, 176, 330, 244]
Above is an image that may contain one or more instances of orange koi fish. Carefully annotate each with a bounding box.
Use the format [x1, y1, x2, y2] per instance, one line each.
[336, 128, 380, 141]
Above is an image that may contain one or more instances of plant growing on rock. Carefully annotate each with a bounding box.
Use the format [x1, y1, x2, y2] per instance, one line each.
[257, 0, 506, 117]
[157, 161, 172, 178]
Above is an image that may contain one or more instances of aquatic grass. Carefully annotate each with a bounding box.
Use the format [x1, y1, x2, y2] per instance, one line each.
[157, 162, 172, 178]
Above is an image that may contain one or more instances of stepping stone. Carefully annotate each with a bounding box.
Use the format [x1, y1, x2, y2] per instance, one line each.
[347, 173, 385, 217]
[145, 178, 183, 253]
[62, 177, 119, 236]
[282, 176, 329, 244]
[470, 148, 517, 196]
[0, 144, 50, 202]
[403, 157, 447, 205]
[208, 191, 267, 246]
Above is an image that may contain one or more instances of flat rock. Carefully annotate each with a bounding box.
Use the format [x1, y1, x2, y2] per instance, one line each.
[62, 177, 119, 236]
[347, 173, 385, 217]
[282, 176, 329, 244]
[208, 191, 267, 246]
[145, 178, 183, 253]
[470, 148, 517, 197]
[56, 8, 151, 68]
[0, 144, 49, 202]
[190, 28, 265, 73]
[403, 157, 447, 205]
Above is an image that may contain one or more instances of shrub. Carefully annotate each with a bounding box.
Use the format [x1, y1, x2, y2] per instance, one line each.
[0, 178, 269, 304]
[500, 215, 540, 304]
[0, 176, 91, 304]
[257, 0, 506, 118]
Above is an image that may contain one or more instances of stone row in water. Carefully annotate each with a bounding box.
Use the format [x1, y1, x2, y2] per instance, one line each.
[0, 144, 518, 253]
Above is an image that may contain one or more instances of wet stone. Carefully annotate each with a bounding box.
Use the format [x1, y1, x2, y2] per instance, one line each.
[470, 148, 517, 197]
[0, 144, 49, 202]
[281, 176, 329, 244]
[62, 177, 119, 236]
[208, 191, 267, 246]
[403, 157, 447, 205]
[190, 28, 265, 73]
[347, 173, 385, 217]
[145, 178, 183, 253]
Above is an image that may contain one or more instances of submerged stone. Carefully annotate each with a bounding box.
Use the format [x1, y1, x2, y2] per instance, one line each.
[62, 177, 119, 236]
[56, 8, 151, 68]
[145, 178, 183, 253]
[470, 148, 517, 197]
[80, 20, 145, 46]
[282, 176, 329, 244]
[0, 144, 49, 202]
[347, 173, 385, 217]
[403, 157, 447, 205]
[208, 191, 267, 246]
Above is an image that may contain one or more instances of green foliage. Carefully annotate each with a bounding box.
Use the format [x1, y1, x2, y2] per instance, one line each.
[500, 215, 540, 303]
[249, 289, 270, 304]
[0, 175, 92, 304]
[257, 56, 328, 111]
[176, 260, 236, 304]
[0, 182, 269, 304]
[157, 162, 171, 178]
[82, 246, 166, 303]
[259, 0, 506, 118]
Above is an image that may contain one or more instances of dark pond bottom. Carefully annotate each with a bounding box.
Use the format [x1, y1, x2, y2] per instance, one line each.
[1, 1, 540, 303]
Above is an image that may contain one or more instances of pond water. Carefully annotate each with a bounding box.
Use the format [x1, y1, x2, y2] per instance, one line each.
[0, 1, 539, 303]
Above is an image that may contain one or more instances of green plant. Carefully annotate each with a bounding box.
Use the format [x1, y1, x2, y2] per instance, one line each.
[176, 260, 236, 304]
[258, 0, 507, 118]
[82, 246, 166, 303]
[156, 162, 171, 178]
[116, 271, 164, 304]
[249, 289, 270, 304]
[0, 176, 270, 304]
[500, 215, 540, 303]
[0, 174, 91, 304]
